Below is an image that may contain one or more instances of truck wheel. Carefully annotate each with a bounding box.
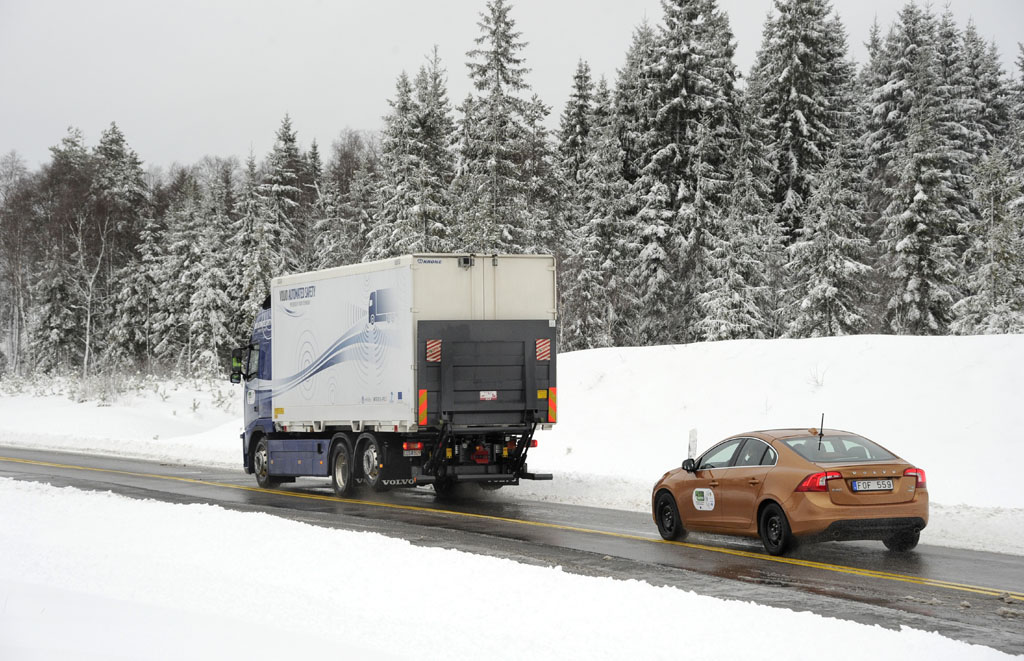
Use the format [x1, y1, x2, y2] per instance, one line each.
[253, 437, 282, 489]
[330, 438, 354, 498]
[433, 477, 458, 498]
[360, 433, 387, 492]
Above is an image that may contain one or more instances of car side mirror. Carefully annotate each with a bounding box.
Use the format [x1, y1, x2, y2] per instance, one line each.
[230, 372, 242, 385]
[682, 458, 696, 473]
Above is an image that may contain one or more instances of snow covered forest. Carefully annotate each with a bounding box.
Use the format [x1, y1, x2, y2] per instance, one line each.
[1, 0, 1023, 379]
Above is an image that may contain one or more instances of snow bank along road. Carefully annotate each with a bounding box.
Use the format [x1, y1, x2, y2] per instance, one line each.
[2, 447, 1022, 656]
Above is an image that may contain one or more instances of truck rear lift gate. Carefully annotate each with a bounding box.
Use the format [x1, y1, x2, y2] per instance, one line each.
[416, 319, 555, 485]
[417, 319, 555, 428]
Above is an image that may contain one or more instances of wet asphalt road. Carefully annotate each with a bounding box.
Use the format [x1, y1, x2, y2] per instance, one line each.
[2, 446, 1022, 655]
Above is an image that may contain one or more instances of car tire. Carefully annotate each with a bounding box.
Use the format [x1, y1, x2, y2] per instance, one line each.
[759, 503, 794, 556]
[883, 530, 920, 552]
[330, 437, 354, 498]
[360, 433, 387, 492]
[253, 436, 283, 489]
[654, 491, 686, 541]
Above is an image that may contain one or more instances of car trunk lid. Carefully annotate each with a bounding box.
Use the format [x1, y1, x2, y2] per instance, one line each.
[820, 463, 917, 505]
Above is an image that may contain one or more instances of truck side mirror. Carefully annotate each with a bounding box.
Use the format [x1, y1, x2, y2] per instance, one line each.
[682, 458, 696, 473]
[230, 347, 246, 383]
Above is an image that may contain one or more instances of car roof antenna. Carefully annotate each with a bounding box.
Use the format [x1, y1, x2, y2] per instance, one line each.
[817, 413, 825, 452]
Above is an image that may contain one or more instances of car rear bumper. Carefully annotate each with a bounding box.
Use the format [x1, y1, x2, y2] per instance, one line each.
[782, 490, 929, 538]
[806, 516, 927, 542]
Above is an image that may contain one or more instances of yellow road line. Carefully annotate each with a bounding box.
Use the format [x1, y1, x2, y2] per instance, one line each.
[2, 454, 1022, 602]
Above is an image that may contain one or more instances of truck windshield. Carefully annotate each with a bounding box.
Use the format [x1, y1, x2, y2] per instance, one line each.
[781, 434, 896, 463]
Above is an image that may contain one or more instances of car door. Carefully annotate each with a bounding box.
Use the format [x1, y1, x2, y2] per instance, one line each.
[715, 438, 777, 529]
[679, 438, 744, 531]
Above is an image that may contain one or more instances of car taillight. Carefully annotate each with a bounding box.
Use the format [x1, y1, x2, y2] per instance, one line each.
[904, 467, 926, 488]
[402, 441, 424, 451]
[795, 471, 842, 492]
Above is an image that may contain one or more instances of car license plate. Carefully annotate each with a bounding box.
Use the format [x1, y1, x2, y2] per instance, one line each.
[852, 479, 893, 492]
[403, 450, 421, 457]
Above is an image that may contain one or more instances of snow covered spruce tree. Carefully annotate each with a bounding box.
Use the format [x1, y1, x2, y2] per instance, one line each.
[366, 51, 457, 259]
[554, 60, 595, 344]
[411, 47, 457, 252]
[952, 150, 1024, 333]
[560, 78, 629, 351]
[260, 115, 302, 271]
[748, 0, 857, 244]
[614, 22, 658, 188]
[313, 132, 380, 268]
[365, 72, 424, 260]
[628, 0, 739, 345]
[702, 91, 782, 341]
[868, 5, 961, 334]
[229, 154, 276, 343]
[454, 0, 551, 253]
[785, 148, 872, 337]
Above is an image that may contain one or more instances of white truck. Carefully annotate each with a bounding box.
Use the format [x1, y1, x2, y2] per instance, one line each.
[230, 254, 557, 496]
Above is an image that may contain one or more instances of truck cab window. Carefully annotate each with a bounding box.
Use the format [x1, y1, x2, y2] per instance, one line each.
[246, 344, 259, 379]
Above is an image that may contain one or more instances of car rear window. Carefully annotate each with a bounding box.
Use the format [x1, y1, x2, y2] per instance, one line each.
[781, 434, 896, 463]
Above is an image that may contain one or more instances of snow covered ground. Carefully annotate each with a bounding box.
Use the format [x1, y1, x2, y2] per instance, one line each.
[0, 478, 1015, 660]
[1, 335, 1022, 658]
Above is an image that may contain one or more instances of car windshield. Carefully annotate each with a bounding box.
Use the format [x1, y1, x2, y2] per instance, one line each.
[781, 434, 896, 463]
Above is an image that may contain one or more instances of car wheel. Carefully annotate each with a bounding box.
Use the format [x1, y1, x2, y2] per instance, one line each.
[759, 503, 794, 556]
[360, 434, 387, 492]
[330, 438, 354, 498]
[253, 437, 283, 489]
[883, 530, 920, 552]
[654, 491, 686, 541]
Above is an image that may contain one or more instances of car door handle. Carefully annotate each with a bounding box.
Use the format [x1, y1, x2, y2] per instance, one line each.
[748, 479, 761, 486]
[708, 481, 719, 487]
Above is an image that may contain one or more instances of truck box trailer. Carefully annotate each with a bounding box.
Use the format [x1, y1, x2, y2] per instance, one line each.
[230, 254, 557, 496]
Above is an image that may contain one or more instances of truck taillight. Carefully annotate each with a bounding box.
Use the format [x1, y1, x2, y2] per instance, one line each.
[471, 445, 490, 464]
[795, 471, 842, 492]
[530, 439, 538, 448]
[904, 467, 926, 488]
[402, 442, 423, 451]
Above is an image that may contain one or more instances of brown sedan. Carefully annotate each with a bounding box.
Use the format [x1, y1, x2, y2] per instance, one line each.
[651, 428, 928, 555]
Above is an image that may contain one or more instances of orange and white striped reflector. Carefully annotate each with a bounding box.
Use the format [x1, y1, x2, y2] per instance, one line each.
[548, 387, 557, 423]
[418, 389, 428, 426]
[426, 339, 441, 363]
[536, 338, 551, 361]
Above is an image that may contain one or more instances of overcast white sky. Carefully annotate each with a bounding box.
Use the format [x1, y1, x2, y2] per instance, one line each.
[1, 0, 1021, 170]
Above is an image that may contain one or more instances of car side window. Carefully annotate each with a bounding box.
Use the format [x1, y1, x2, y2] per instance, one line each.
[760, 445, 778, 466]
[734, 438, 768, 467]
[697, 439, 743, 470]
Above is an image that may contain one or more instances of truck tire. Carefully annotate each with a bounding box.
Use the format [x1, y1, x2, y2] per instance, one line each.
[253, 436, 283, 489]
[330, 436, 355, 498]
[433, 477, 458, 498]
[359, 433, 387, 492]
